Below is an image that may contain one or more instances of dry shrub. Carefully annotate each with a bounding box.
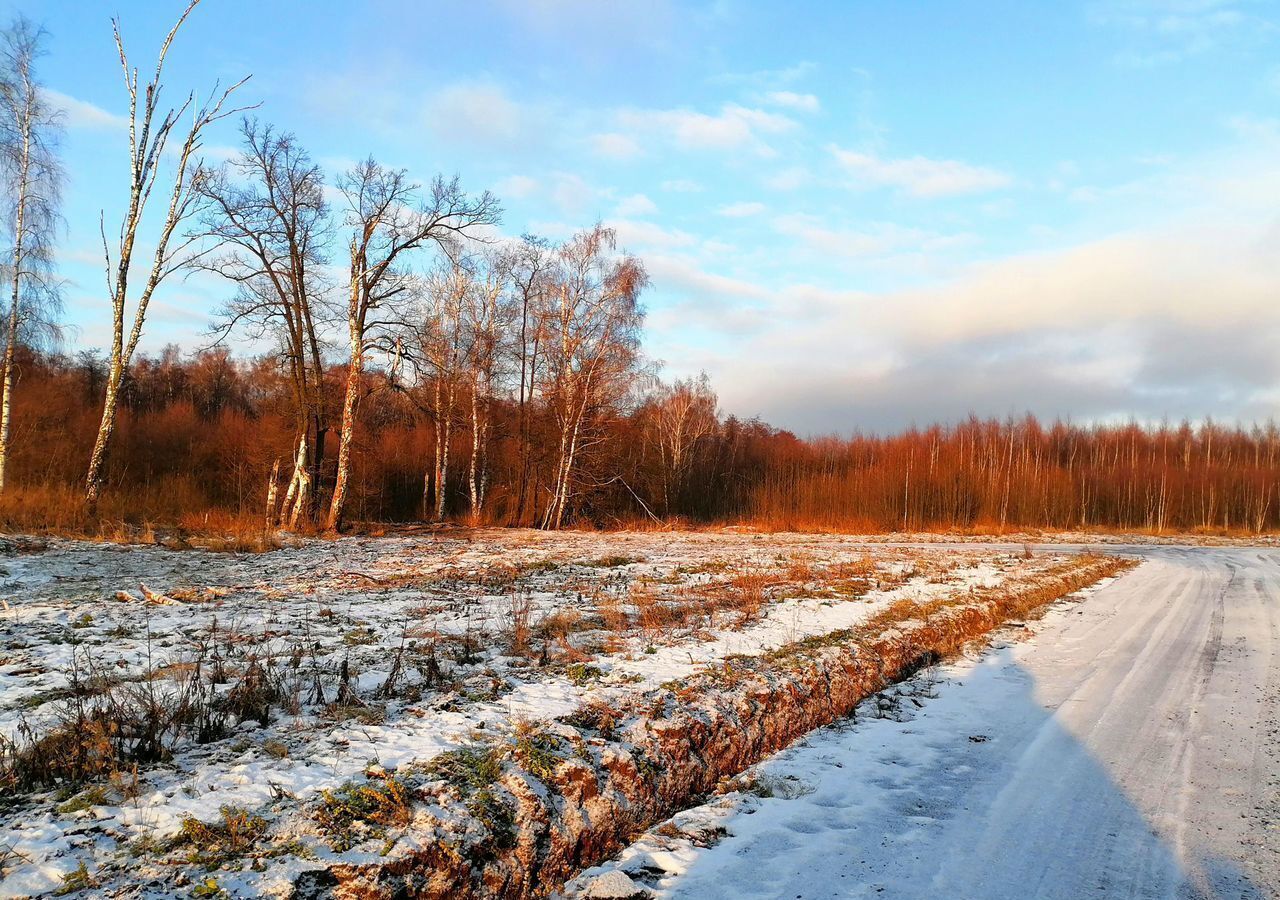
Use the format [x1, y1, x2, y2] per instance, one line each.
[0, 483, 283, 553]
[504, 594, 534, 657]
[562, 698, 622, 739]
[534, 610, 590, 665]
[0, 713, 118, 794]
[630, 584, 704, 638]
[597, 596, 630, 635]
[726, 571, 769, 622]
[829, 555, 876, 579]
[220, 656, 282, 726]
[535, 609, 583, 642]
[785, 559, 815, 583]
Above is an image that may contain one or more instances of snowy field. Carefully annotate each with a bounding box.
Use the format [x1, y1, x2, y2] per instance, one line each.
[0, 529, 1077, 897]
[565, 545, 1280, 900]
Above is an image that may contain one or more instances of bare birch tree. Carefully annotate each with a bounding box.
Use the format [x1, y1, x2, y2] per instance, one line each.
[197, 119, 332, 527]
[325, 161, 498, 531]
[0, 17, 61, 493]
[647, 374, 718, 515]
[416, 260, 467, 521]
[83, 0, 252, 508]
[509, 234, 553, 524]
[462, 247, 512, 518]
[540, 224, 646, 529]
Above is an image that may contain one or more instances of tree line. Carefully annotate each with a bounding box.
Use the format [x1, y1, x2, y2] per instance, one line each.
[6, 344, 1280, 534]
[1, 3, 1278, 536]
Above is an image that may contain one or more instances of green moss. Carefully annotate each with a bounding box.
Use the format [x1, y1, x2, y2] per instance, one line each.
[56, 784, 111, 814]
[566, 663, 602, 685]
[343, 626, 377, 646]
[56, 861, 97, 895]
[313, 776, 415, 852]
[175, 806, 269, 867]
[513, 730, 561, 781]
[467, 787, 516, 853]
[421, 745, 503, 791]
[581, 555, 640, 568]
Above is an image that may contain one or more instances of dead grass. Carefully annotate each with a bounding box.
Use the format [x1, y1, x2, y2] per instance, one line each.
[0, 483, 285, 553]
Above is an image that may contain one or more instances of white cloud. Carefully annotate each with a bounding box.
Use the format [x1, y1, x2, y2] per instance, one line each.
[549, 173, 596, 215]
[830, 146, 1011, 197]
[43, 89, 126, 130]
[590, 132, 643, 160]
[643, 253, 772, 335]
[608, 218, 697, 250]
[661, 179, 704, 192]
[618, 103, 796, 154]
[764, 166, 811, 191]
[674, 219, 1280, 431]
[1091, 0, 1264, 66]
[614, 193, 658, 217]
[717, 201, 766, 218]
[761, 90, 820, 113]
[774, 214, 974, 260]
[495, 175, 539, 199]
[872, 223, 1278, 347]
[426, 82, 523, 146]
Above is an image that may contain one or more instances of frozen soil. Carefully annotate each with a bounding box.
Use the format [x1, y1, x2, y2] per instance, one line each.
[0, 528, 1080, 897]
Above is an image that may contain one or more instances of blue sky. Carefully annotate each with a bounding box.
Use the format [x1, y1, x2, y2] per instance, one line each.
[7, 0, 1280, 433]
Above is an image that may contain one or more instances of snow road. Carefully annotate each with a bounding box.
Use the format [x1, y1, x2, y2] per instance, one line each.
[572, 547, 1279, 899]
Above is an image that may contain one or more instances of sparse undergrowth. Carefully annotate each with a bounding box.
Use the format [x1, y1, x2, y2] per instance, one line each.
[291, 552, 1134, 899]
[0, 530, 1133, 897]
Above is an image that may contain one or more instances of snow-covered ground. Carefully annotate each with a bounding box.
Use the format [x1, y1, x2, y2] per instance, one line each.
[0, 529, 1062, 897]
[565, 546, 1280, 900]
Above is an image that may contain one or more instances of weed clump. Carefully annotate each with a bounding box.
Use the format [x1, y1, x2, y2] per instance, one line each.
[421, 744, 503, 791]
[176, 805, 270, 866]
[313, 775, 415, 852]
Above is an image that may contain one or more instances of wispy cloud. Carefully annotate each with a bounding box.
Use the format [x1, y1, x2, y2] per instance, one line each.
[495, 174, 539, 199]
[590, 132, 643, 160]
[1091, 0, 1271, 65]
[764, 166, 811, 191]
[717, 201, 766, 217]
[661, 179, 703, 192]
[426, 82, 524, 146]
[774, 214, 976, 261]
[608, 218, 697, 250]
[617, 103, 797, 155]
[615, 193, 658, 217]
[713, 60, 817, 89]
[830, 146, 1011, 198]
[43, 88, 126, 131]
[760, 91, 820, 113]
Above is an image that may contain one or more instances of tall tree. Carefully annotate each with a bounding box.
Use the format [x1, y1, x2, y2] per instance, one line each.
[198, 119, 332, 527]
[646, 374, 718, 515]
[509, 234, 553, 525]
[462, 247, 512, 518]
[416, 259, 468, 521]
[0, 17, 61, 494]
[83, 0, 251, 508]
[325, 161, 499, 531]
[540, 224, 646, 529]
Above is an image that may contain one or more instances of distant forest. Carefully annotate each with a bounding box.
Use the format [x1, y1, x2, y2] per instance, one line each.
[6, 343, 1278, 535]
